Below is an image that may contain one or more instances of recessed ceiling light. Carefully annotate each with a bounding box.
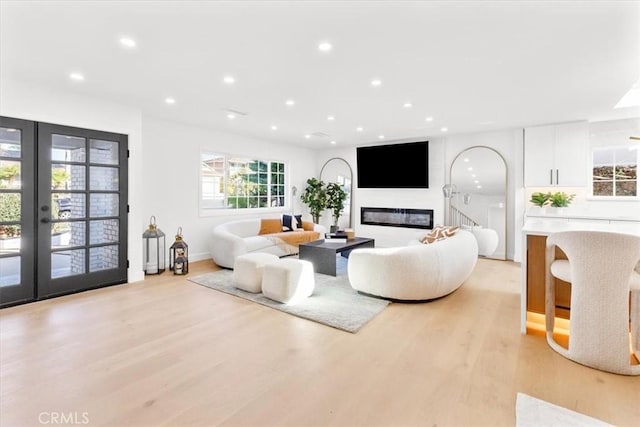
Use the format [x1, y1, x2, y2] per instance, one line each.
[304, 134, 311, 139]
[227, 113, 236, 120]
[356, 127, 363, 132]
[474, 180, 479, 184]
[471, 174, 476, 178]
[378, 135, 385, 139]
[223, 76, 235, 84]
[463, 158, 470, 162]
[318, 42, 332, 52]
[403, 102, 413, 108]
[425, 117, 433, 122]
[477, 185, 482, 189]
[285, 99, 295, 106]
[327, 116, 335, 121]
[271, 125, 278, 131]
[440, 127, 448, 132]
[330, 140, 336, 145]
[371, 79, 382, 87]
[119, 37, 136, 48]
[69, 72, 84, 81]
[467, 167, 473, 171]
[165, 97, 176, 104]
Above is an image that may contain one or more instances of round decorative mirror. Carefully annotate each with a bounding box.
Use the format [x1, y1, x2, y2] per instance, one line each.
[320, 157, 353, 229]
[448, 146, 507, 260]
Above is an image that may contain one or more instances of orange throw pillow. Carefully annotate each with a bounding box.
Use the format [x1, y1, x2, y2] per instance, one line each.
[301, 221, 315, 231]
[259, 218, 282, 235]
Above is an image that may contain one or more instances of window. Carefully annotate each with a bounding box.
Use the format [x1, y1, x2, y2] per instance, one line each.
[200, 151, 287, 210]
[592, 145, 638, 197]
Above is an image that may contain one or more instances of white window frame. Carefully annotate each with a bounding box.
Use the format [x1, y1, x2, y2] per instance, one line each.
[589, 144, 639, 200]
[199, 149, 290, 216]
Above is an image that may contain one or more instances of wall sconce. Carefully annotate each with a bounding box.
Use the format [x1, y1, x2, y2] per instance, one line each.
[442, 184, 457, 198]
[463, 193, 472, 205]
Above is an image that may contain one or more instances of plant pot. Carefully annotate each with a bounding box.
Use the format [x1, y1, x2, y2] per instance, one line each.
[330, 225, 338, 233]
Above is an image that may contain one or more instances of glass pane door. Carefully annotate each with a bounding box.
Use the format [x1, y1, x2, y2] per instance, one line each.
[0, 117, 35, 306]
[37, 123, 128, 298]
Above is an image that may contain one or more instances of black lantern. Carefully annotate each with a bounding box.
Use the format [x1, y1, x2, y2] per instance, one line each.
[169, 226, 189, 275]
[142, 215, 166, 275]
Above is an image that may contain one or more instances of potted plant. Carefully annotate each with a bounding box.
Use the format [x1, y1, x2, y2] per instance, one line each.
[529, 192, 550, 207]
[300, 177, 327, 224]
[549, 191, 575, 208]
[325, 182, 347, 233]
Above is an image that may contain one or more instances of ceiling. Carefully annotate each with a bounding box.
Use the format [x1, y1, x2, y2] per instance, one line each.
[1, 1, 639, 148]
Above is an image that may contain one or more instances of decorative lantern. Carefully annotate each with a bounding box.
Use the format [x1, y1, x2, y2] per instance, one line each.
[142, 215, 166, 275]
[169, 226, 189, 275]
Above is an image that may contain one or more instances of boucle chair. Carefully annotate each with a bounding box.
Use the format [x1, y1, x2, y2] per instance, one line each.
[545, 231, 640, 375]
[347, 230, 478, 301]
[471, 228, 499, 257]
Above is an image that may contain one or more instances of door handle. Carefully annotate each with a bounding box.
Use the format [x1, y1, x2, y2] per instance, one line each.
[556, 169, 559, 185]
[550, 169, 553, 185]
[40, 217, 50, 224]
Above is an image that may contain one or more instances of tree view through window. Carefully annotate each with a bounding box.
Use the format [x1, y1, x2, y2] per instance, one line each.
[201, 151, 286, 209]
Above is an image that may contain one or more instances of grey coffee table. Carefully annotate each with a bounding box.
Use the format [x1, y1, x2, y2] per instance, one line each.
[299, 237, 375, 276]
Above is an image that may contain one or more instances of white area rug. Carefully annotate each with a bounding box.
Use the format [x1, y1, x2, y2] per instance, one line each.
[516, 393, 613, 426]
[188, 268, 389, 333]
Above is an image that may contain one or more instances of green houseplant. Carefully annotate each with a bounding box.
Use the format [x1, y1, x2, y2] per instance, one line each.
[325, 182, 347, 232]
[548, 191, 575, 207]
[300, 177, 327, 224]
[529, 192, 550, 207]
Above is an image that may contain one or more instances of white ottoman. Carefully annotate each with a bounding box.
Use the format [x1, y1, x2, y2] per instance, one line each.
[261, 258, 315, 304]
[232, 253, 279, 293]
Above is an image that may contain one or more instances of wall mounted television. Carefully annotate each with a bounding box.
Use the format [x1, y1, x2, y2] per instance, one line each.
[356, 141, 429, 188]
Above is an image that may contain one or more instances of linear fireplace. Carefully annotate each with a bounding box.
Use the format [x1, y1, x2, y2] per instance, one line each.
[360, 207, 434, 230]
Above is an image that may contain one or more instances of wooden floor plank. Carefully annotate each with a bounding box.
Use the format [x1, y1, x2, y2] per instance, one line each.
[1, 258, 638, 426]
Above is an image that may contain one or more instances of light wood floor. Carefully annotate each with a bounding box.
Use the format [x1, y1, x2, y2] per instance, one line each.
[1, 258, 638, 426]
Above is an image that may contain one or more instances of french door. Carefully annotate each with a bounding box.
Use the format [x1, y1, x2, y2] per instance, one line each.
[0, 117, 128, 307]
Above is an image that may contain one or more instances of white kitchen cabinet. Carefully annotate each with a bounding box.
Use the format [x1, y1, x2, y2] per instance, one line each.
[524, 121, 588, 187]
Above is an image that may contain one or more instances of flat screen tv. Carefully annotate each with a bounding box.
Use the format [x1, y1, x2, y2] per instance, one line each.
[357, 141, 429, 188]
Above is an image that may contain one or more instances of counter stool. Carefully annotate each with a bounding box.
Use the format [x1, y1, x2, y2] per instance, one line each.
[545, 230, 640, 375]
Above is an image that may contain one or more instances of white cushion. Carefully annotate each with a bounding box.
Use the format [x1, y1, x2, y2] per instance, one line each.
[261, 258, 315, 304]
[550, 259, 571, 283]
[232, 253, 279, 293]
[551, 259, 640, 289]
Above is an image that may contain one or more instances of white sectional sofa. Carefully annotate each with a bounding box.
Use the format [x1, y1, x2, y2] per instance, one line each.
[210, 218, 326, 268]
[347, 230, 478, 301]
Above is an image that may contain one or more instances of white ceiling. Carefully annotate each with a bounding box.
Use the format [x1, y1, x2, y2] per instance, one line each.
[1, 1, 639, 148]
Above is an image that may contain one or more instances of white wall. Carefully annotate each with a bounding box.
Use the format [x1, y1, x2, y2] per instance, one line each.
[140, 116, 317, 262]
[315, 139, 447, 247]
[0, 79, 146, 282]
[314, 131, 526, 256]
